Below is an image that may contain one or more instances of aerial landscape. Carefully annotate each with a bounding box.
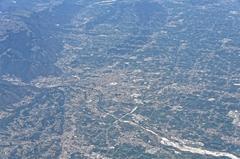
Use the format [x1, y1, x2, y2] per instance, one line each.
[0, 0, 240, 158]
